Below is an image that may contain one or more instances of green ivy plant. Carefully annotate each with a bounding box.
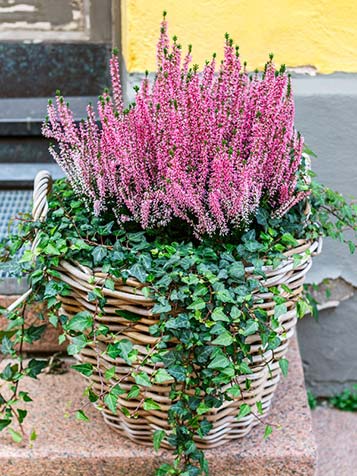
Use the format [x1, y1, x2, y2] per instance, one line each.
[330, 385, 357, 412]
[1, 160, 357, 475]
[307, 390, 318, 410]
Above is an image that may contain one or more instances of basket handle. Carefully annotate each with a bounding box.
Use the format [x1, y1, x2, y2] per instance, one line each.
[6, 170, 53, 313]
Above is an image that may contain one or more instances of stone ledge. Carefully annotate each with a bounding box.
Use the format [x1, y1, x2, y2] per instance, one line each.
[0, 295, 65, 353]
[0, 96, 97, 137]
[0, 337, 317, 476]
[0, 163, 63, 188]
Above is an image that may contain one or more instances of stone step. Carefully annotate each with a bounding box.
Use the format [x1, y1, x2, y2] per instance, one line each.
[0, 96, 96, 165]
[0, 163, 62, 187]
[0, 97, 98, 137]
[0, 296, 66, 353]
[0, 163, 63, 188]
[0, 337, 317, 476]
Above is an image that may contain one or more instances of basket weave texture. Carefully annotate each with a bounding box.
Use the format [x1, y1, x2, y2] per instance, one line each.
[33, 172, 320, 450]
[59, 242, 320, 450]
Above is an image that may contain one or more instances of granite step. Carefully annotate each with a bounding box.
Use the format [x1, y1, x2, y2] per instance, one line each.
[0, 96, 96, 166]
[0, 337, 317, 476]
[0, 163, 63, 188]
[0, 296, 66, 353]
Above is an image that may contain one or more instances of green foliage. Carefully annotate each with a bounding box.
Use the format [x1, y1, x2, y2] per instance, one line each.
[330, 385, 357, 412]
[307, 390, 318, 410]
[1, 154, 357, 475]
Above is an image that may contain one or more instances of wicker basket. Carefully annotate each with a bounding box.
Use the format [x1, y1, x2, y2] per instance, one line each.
[20, 171, 321, 450]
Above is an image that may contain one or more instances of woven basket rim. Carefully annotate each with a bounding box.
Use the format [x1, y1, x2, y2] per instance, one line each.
[57, 237, 321, 284]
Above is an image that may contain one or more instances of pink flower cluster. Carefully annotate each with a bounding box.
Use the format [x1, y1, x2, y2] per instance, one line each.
[42, 19, 304, 237]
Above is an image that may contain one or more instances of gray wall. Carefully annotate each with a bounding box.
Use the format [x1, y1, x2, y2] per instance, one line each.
[293, 76, 357, 396]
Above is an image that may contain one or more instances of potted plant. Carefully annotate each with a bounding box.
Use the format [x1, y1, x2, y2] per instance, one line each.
[1, 14, 357, 476]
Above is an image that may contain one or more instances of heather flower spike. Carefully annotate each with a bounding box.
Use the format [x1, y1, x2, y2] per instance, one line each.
[42, 17, 305, 238]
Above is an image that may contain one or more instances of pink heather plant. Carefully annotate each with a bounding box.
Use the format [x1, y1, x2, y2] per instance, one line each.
[42, 16, 305, 238]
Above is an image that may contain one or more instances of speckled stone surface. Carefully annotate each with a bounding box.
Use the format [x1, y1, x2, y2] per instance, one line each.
[0, 337, 317, 475]
[0, 43, 110, 98]
[0, 295, 66, 353]
[312, 406, 357, 476]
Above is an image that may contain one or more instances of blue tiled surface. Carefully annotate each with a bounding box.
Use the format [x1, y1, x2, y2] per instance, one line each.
[0, 190, 32, 278]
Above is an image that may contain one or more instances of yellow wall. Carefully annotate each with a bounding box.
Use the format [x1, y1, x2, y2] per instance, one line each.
[121, 0, 357, 74]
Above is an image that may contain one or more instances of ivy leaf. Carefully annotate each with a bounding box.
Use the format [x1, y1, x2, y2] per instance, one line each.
[198, 419, 213, 438]
[76, 410, 89, 422]
[216, 289, 235, 303]
[196, 402, 211, 415]
[92, 246, 107, 265]
[26, 359, 47, 378]
[281, 233, 298, 247]
[0, 419, 11, 431]
[106, 343, 121, 359]
[1, 336, 13, 355]
[167, 365, 187, 382]
[275, 303, 287, 319]
[348, 241, 356, 254]
[156, 464, 175, 476]
[117, 339, 133, 364]
[208, 352, 231, 369]
[104, 278, 115, 291]
[279, 358, 289, 377]
[86, 388, 99, 403]
[212, 331, 234, 346]
[241, 320, 259, 336]
[24, 325, 46, 344]
[133, 372, 151, 387]
[87, 288, 104, 305]
[154, 368, 173, 384]
[211, 307, 230, 322]
[244, 240, 263, 252]
[239, 362, 252, 374]
[67, 335, 88, 355]
[153, 429, 166, 452]
[128, 263, 147, 283]
[296, 299, 310, 319]
[66, 311, 93, 332]
[152, 301, 172, 314]
[264, 425, 273, 439]
[104, 385, 125, 414]
[104, 366, 116, 380]
[127, 385, 140, 399]
[44, 243, 61, 256]
[236, 403, 251, 420]
[187, 299, 206, 311]
[0, 363, 16, 381]
[8, 428, 22, 443]
[230, 306, 242, 321]
[48, 313, 58, 327]
[115, 309, 141, 322]
[228, 262, 245, 280]
[18, 409, 27, 424]
[226, 385, 241, 398]
[71, 363, 93, 377]
[143, 398, 161, 411]
[19, 391, 32, 402]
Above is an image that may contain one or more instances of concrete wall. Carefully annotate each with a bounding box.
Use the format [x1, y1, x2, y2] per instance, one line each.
[292, 76, 357, 396]
[0, 0, 112, 42]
